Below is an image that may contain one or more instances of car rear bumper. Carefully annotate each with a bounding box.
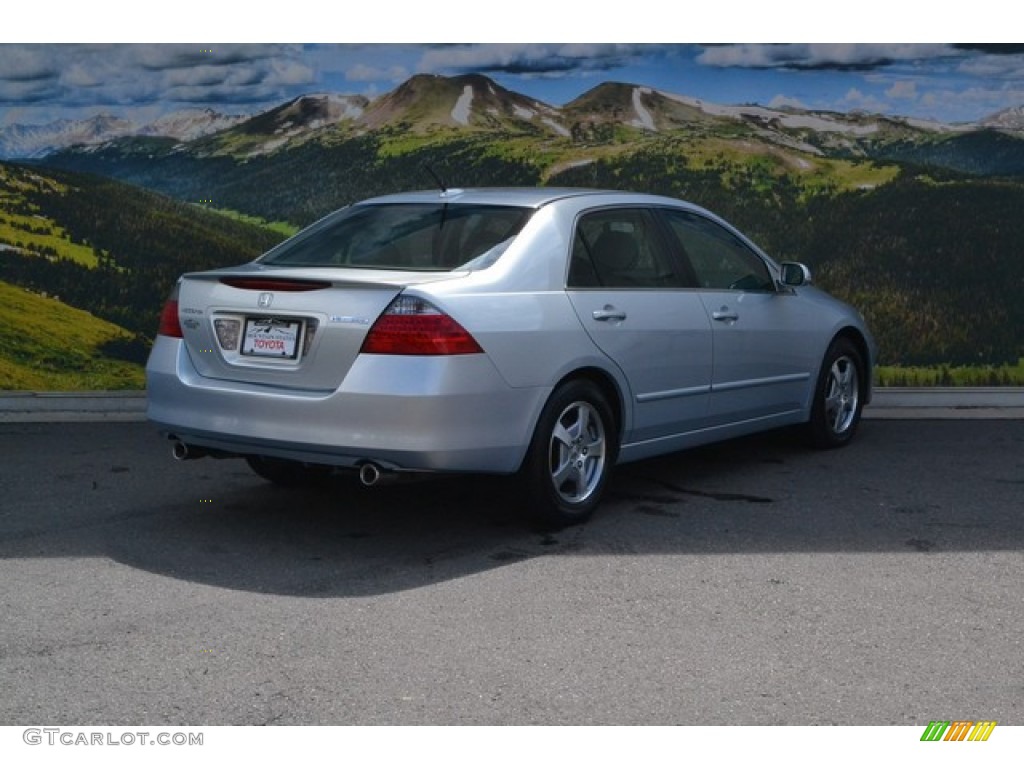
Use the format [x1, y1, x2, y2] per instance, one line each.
[145, 336, 548, 473]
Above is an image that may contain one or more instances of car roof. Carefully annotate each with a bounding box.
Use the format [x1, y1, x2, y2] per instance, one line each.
[354, 187, 700, 211]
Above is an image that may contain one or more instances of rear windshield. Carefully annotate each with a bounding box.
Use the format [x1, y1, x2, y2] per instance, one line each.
[259, 203, 533, 271]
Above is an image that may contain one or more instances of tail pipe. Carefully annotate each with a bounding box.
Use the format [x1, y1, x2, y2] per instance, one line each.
[171, 441, 207, 461]
[358, 462, 383, 487]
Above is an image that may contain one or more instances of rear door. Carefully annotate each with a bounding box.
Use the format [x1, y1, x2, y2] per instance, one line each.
[564, 207, 712, 443]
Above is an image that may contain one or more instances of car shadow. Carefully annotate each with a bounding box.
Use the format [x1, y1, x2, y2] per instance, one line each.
[0, 420, 1021, 597]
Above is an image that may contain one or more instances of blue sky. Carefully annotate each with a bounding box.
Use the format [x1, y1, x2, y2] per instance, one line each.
[3, 17, 1024, 128]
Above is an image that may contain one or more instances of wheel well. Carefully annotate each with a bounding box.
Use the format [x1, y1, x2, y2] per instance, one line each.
[555, 367, 624, 441]
[833, 327, 873, 402]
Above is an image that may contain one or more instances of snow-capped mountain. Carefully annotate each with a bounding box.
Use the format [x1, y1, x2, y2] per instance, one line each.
[199, 93, 371, 156]
[981, 105, 1024, 132]
[0, 114, 135, 159]
[236, 93, 369, 136]
[0, 108, 248, 159]
[138, 108, 248, 141]
[9, 73, 1023, 165]
[357, 73, 568, 135]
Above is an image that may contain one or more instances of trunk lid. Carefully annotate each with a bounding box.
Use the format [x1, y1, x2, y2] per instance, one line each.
[175, 265, 462, 391]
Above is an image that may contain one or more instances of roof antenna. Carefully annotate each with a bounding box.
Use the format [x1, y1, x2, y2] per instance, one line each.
[422, 164, 447, 194]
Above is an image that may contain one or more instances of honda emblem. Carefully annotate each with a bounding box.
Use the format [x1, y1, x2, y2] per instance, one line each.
[257, 292, 274, 309]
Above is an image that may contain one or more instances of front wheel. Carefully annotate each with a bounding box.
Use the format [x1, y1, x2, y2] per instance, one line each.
[807, 337, 864, 448]
[521, 379, 617, 528]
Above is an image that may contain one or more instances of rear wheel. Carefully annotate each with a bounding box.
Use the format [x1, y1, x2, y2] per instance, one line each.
[245, 455, 332, 487]
[521, 379, 617, 528]
[807, 337, 864, 448]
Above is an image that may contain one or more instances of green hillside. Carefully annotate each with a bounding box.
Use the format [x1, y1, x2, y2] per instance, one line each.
[0, 164, 101, 266]
[0, 161, 285, 339]
[0, 161, 287, 390]
[0, 281, 144, 390]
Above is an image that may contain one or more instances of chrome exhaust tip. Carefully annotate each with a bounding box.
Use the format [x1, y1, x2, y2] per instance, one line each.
[358, 462, 382, 487]
[172, 441, 206, 461]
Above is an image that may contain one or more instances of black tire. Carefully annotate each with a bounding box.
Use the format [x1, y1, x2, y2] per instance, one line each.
[245, 455, 332, 487]
[520, 379, 617, 528]
[806, 337, 865, 449]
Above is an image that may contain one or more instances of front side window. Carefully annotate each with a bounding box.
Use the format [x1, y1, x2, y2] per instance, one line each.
[569, 208, 688, 288]
[662, 210, 775, 291]
[260, 203, 532, 271]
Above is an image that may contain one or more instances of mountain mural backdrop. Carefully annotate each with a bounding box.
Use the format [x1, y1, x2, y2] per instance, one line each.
[2, 72, 1024, 389]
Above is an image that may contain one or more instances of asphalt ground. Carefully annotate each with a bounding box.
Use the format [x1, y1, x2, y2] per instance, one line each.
[0, 419, 1021, 725]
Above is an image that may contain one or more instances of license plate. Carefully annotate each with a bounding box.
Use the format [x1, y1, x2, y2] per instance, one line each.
[241, 317, 302, 359]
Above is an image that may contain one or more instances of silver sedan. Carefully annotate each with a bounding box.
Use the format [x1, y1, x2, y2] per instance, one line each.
[147, 188, 875, 526]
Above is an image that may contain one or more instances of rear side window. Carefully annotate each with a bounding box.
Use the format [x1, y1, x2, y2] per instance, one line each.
[261, 203, 532, 271]
[569, 208, 689, 288]
[662, 210, 775, 291]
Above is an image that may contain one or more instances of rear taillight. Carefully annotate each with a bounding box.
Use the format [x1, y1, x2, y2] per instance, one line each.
[360, 296, 482, 355]
[157, 298, 183, 338]
[157, 284, 183, 338]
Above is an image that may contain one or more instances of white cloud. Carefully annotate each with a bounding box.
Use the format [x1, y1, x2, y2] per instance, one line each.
[163, 65, 229, 89]
[0, 45, 57, 82]
[60, 62, 103, 88]
[957, 53, 1024, 79]
[920, 85, 1024, 121]
[345, 63, 409, 83]
[133, 44, 291, 72]
[840, 88, 890, 114]
[267, 58, 316, 86]
[885, 81, 917, 100]
[418, 43, 651, 75]
[0, 44, 316, 111]
[698, 43, 956, 71]
[697, 44, 783, 69]
[0, 78, 58, 105]
[768, 94, 808, 110]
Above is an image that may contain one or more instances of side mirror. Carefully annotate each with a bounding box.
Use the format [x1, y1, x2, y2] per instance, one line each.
[780, 261, 813, 287]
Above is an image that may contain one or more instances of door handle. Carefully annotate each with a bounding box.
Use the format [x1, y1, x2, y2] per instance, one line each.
[712, 308, 739, 322]
[593, 307, 627, 322]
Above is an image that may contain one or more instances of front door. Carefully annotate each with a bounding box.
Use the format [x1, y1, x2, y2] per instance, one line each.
[659, 209, 817, 427]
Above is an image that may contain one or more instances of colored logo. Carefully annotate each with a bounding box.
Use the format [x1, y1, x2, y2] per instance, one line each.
[920, 720, 997, 742]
